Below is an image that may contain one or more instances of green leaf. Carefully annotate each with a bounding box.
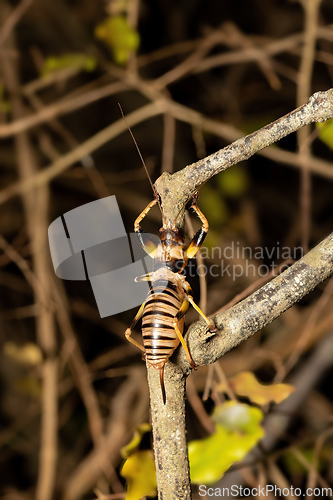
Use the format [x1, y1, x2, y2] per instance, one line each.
[198, 185, 228, 227]
[94, 16, 140, 65]
[316, 119, 333, 150]
[120, 450, 157, 500]
[41, 53, 97, 76]
[189, 401, 264, 484]
[217, 166, 249, 198]
[282, 448, 320, 476]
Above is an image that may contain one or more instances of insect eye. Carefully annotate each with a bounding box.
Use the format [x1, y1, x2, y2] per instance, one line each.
[185, 199, 192, 210]
[174, 260, 184, 271]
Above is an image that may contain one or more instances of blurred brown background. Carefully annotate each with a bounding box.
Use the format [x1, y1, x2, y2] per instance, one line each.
[0, 0, 333, 499]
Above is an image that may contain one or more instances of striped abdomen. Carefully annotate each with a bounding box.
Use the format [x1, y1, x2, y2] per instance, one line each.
[142, 272, 184, 371]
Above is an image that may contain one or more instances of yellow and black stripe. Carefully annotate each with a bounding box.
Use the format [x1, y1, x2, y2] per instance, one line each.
[125, 196, 215, 405]
[142, 275, 184, 368]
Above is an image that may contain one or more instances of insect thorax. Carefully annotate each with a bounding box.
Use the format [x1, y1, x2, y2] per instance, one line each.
[154, 228, 186, 273]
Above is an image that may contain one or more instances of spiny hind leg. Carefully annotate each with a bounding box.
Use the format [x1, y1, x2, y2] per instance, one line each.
[125, 301, 146, 353]
[134, 199, 158, 232]
[134, 199, 159, 257]
[184, 201, 209, 260]
[182, 281, 216, 332]
[183, 201, 216, 331]
[188, 295, 216, 332]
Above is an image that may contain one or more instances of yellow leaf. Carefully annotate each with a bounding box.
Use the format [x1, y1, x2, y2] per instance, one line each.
[224, 371, 295, 405]
[3, 341, 43, 366]
[95, 16, 140, 65]
[189, 401, 264, 484]
[316, 119, 333, 150]
[212, 400, 264, 433]
[121, 423, 151, 459]
[41, 53, 97, 76]
[121, 450, 157, 500]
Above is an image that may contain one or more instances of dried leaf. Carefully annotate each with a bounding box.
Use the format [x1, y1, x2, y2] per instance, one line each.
[224, 371, 295, 405]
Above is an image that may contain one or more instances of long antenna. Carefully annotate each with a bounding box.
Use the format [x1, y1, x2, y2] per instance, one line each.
[118, 103, 162, 212]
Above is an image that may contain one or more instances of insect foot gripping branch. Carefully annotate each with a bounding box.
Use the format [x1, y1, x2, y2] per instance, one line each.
[125, 197, 216, 404]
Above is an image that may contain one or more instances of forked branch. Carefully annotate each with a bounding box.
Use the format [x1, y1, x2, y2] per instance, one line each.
[149, 89, 333, 500]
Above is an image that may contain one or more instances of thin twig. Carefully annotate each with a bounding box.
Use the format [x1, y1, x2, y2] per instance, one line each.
[297, 0, 322, 252]
[0, 80, 129, 138]
[1, 10, 58, 498]
[154, 89, 333, 226]
[214, 259, 294, 315]
[161, 112, 176, 173]
[0, 100, 165, 205]
[284, 278, 333, 374]
[0, 0, 34, 47]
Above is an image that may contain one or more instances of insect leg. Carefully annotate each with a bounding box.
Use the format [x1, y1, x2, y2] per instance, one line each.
[172, 300, 196, 368]
[125, 301, 146, 353]
[182, 279, 215, 331]
[183, 203, 216, 331]
[184, 203, 209, 260]
[134, 199, 158, 231]
[134, 273, 154, 282]
[187, 295, 216, 332]
[134, 199, 158, 256]
[172, 320, 196, 368]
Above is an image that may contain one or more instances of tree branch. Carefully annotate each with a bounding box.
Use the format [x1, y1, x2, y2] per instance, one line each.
[148, 90, 333, 499]
[147, 363, 191, 500]
[148, 232, 333, 500]
[155, 89, 333, 227]
[184, 231, 333, 368]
